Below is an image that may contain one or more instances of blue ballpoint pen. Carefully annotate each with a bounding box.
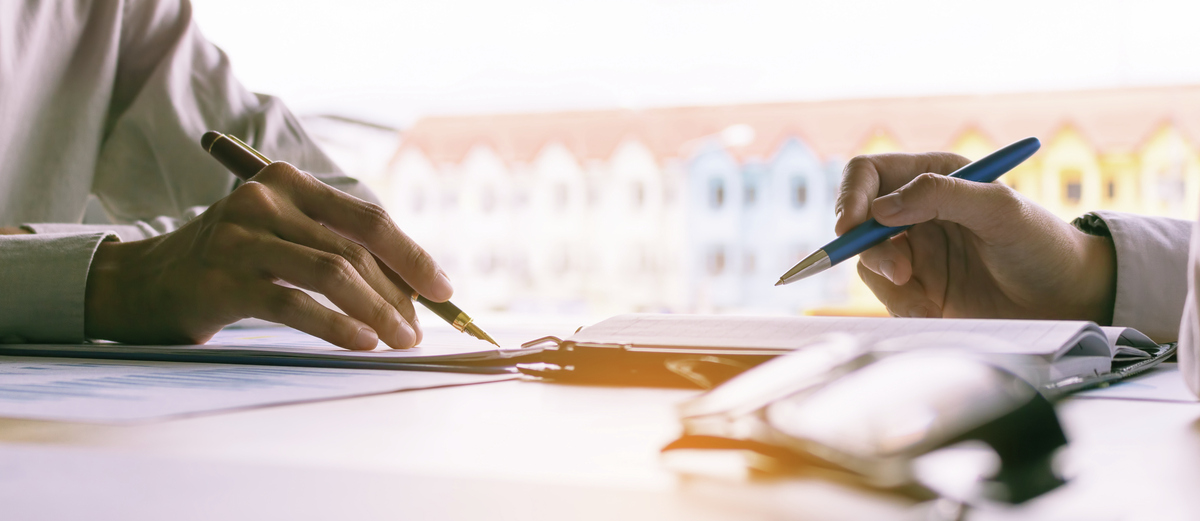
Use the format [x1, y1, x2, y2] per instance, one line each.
[775, 136, 1042, 286]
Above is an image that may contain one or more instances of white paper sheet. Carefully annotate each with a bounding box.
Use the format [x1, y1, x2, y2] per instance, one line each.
[572, 314, 1112, 358]
[0, 356, 515, 423]
[0, 324, 544, 367]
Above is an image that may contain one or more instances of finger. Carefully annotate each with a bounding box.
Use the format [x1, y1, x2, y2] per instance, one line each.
[835, 153, 970, 235]
[858, 233, 915, 285]
[869, 173, 1024, 235]
[267, 210, 421, 331]
[905, 222, 951, 303]
[247, 283, 380, 351]
[247, 235, 418, 349]
[253, 163, 453, 302]
[834, 156, 882, 235]
[857, 261, 943, 319]
[377, 255, 423, 346]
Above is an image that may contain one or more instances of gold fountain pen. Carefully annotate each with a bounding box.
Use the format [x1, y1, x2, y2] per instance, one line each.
[200, 131, 498, 348]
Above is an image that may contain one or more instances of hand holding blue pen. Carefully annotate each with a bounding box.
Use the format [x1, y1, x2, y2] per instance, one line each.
[777, 137, 1118, 323]
[776, 137, 1041, 285]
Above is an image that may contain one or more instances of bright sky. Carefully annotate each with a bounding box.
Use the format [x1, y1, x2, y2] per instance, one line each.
[192, 0, 1200, 127]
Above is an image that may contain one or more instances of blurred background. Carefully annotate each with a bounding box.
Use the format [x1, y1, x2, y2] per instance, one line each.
[193, 0, 1200, 318]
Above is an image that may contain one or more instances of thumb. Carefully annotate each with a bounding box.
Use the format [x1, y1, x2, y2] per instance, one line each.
[869, 173, 1022, 234]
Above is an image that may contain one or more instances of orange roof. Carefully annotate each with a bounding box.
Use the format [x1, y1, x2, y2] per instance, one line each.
[397, 85, 1200, 165]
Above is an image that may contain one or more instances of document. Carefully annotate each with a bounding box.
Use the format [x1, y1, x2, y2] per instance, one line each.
[0, 356, 515, 423]
[0, 324, 546, 371]
[543, 314, 1163, 387]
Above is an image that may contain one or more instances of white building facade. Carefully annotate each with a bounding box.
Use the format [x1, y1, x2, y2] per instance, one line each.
[383, 133, 854, 315]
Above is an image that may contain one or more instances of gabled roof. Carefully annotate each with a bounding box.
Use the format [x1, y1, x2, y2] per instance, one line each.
[397, 85, 1200, 165]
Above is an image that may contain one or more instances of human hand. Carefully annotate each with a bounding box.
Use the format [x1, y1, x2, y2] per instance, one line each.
[835, 152, 1116, 323]
[85, 162, 450, 350]
[0, 227, 31, 235]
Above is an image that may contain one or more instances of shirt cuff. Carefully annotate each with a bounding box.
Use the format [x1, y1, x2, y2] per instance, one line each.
[0, 232, 113, 343]
[1073, 210, 1192, 341]
[23, 223, 148, 242]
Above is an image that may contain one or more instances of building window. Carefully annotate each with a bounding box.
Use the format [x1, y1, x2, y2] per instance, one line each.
[511, 190, 529, 210]
[791, 177, 808, 209]
[480, 186, 496, 214]
[1061, 169, 1083, 205]
[554, 183, 569, 212]
[744, 185, 757, 206]
[410, 190, 426, 214]
[442, 191, 459, 211]
[707, 247, 726, 276]
[709, 178, 725, 209]
[587, 184, 600, 208]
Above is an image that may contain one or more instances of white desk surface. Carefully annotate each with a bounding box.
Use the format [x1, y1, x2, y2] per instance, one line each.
[1, 373, 1198, 520]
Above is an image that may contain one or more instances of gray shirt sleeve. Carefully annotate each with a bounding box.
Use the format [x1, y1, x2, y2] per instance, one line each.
[0, 233, 113, 343]
[2, 0, 378, 343]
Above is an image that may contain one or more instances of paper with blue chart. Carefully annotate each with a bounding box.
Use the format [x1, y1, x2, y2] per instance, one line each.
[0, 356, 515, 423]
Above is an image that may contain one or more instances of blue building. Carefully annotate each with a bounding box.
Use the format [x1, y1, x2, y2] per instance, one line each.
[684, 137, 848, 312]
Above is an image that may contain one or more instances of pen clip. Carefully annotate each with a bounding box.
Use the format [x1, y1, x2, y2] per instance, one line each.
[227, 134, 273, 164]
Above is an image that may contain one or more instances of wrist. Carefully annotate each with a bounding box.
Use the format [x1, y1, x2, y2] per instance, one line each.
[85, 240, 133, 341]
[1074, 231, 1117, 325]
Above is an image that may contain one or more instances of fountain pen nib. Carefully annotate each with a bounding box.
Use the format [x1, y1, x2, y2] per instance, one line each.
[465, 323, 500, 348]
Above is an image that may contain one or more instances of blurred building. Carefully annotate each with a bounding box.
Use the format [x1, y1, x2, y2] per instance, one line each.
[363, 85, 1200, 315]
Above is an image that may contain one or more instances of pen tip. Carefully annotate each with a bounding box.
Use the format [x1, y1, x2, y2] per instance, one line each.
[774, 279, 784, 286]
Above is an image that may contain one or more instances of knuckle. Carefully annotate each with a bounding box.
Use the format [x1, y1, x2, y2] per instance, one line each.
[366, 301, 395, 324]
[989, 183, 1025, 215]
[843, 155, 873, 175]
[339, 242, 374, 273]
[227, 182, 277, 218]
[271, 290, 310, 321]
[909, 172, 947, 198]
[359, 203, 392, 235]
[254, 161, 300, 183]
[403, 241, 434, 274]
[317, 253, 358, 285]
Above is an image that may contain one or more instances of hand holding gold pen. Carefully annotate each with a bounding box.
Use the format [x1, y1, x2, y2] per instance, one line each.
[199, 131, 497, 349]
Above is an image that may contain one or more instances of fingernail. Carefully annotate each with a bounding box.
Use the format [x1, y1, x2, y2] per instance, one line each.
[909, 306, 928, 318]
[431, 271, 454, 301]
[879, 260, 896, 283]
[393, 320, 416, 349]
[873, 194, 902, 218]
[354, 327, 379, 350]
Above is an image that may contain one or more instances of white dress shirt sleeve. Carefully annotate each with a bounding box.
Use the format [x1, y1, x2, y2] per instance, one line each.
[1180, 217, 1200, 397]
[1074, 210, 1199, 397]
